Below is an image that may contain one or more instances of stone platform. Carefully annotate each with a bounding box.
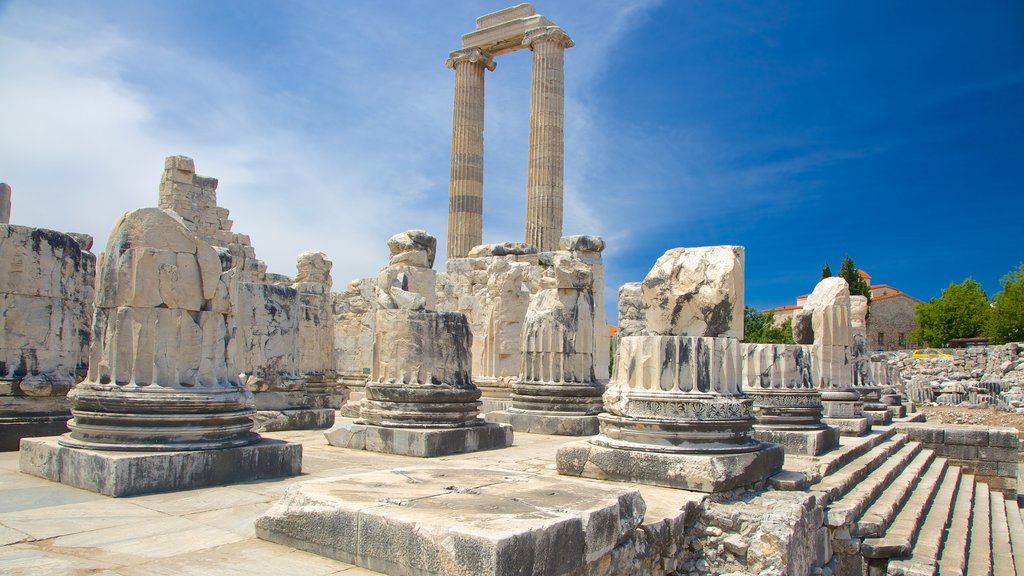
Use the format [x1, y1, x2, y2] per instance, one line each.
[18, 436, 302, 497]
[753, 427, 840, 456]
[323, 419, 512, 457]
[487, 409, 599, 436]
[556, 440, 785, 493]
[256, 467, 645, 576]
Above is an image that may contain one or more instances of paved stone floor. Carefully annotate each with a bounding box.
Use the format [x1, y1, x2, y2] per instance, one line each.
[0, 421, 698, 576]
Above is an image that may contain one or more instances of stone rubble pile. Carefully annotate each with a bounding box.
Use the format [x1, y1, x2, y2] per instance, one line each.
[893, 343, 1024, 411]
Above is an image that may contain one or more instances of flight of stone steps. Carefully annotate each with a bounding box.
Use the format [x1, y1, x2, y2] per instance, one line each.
[772, 427, 1024, 575]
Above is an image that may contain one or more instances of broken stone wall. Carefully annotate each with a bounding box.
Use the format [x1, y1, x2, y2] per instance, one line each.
[0, 224, 96, 448]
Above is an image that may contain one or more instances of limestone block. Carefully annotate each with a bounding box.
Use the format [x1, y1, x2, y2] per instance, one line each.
[231, 282, 300, 382]
[387, 229, 436, 268]
[293, 251, 335, 377]
[256, 467, 645, 575]
[521, 288, 595, 384]
[333, 278, 376, 382]
[295, 250, 332, 285]
[617, 282, 646, 337]
[802, 277, 851, 347]
[467, 242, 537, 257]
[559, 235, 605, 253]
[377, 266, 437, 311]
[641, 245, 744, 338]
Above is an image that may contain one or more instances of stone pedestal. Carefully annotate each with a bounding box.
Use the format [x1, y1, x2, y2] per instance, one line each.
[326, 308, 511, 457]
[21, 436, 300, 497]
[743, 343, 838, 456]
[557, 335, 783, 492]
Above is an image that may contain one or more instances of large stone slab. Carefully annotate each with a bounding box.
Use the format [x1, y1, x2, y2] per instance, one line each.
[252, 408, 335, 433]
[752, 427, 839, 456]
[255, 467, 646, 576]
[557, 440, 784, 493]
[19, 436, 301, 497]
[324, 420, 512, 457]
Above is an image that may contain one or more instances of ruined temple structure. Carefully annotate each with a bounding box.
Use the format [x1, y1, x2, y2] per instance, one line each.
[19, 205, 300, 496]
[558, 245, 785, 492]
[487, 243, 604, 435]
[0, 184, 97, 450]
[793, 277, 872, 436]
[446, 4, 573, 258]
[324, 230, 513, 457]
[160, 156, 345, 431]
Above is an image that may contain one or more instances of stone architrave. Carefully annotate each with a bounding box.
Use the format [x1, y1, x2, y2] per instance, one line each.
[0, 183, 10, 224]
[0, 224, 95, 450]
[794, 277, 870, 436]
[488, 255, 604, 435]
[324, 231, 511, 457]
[19, 207, 300, 496]
[558, 245, 784, 493]
[742, 343, 838, 456]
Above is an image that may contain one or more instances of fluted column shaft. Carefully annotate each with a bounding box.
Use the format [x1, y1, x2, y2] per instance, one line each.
[524, 27, 573, 252]
[446, 48, 494, 260]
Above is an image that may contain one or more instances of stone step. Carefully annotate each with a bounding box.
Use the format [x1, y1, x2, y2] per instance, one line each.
[967, 481, 992, 576]
[769, 428, 898, 491]
[991, 490, 1014, 576]
[811, 433, 909, 505]
[823, 440, 923, 527]
[1006, 498, 1024, 576]
[860, 455, 948, 556]
[885, 465, 962, 575]
[855, 449, 938, 538]
[937, 474, 977, 576]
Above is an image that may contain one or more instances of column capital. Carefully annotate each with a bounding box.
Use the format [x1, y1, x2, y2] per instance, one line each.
[523, 26, 574, 50]
[445, 47, 496, 71]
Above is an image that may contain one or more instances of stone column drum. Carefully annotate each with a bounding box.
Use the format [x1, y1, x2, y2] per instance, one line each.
[742, 343, 838, 456]
[446, 48, 495, 260]
[524, 26, 572, 253]
[0, 183, 11, 224]
[19, 207, 300, 496]
[558, 246, 783, 493]
[488, 255, 603, 435]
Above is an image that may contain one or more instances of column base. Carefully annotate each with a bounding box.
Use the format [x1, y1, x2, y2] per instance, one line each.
[556, 439, 784, 493]
[752, 426, 839, 456]
[0, 414, 70, 452]
[487, 410, 599, 436]
[862, 408, 893, 426]
[324, 420, 512, 457]
[822, 417, 872, 437]
[252, 408, 336, 432]
[886, 405, 907, 419]
[19, 436, 302, 497]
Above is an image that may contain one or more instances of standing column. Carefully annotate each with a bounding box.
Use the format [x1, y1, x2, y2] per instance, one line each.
[446, 47, 495, 260]
[524, 27, 573, 252]
[0, 183, 10, 224]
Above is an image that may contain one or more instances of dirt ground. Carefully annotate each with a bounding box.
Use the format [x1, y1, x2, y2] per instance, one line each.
[918, 404, 1024, 434]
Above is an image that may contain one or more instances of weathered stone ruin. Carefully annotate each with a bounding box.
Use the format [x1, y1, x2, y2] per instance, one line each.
[19, 205, 301, 496]
[0, 186, 96, 450]
[558, 245, 785, 493]
[794, 276, 873, 436]
[324, 230, 512, 457]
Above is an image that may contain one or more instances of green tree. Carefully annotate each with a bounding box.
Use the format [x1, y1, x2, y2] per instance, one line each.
[838, 256, 871, 301]
[986, 263, 1024, 344]
[821, 262, 832, 280]
[743, 306, 795, 344]
[911, 278, 990, 347]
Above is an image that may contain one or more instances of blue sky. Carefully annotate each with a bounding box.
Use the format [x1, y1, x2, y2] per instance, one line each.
[1, 1, 1021, 319]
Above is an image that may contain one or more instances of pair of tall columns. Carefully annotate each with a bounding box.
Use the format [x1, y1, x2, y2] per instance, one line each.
[446, 27, 573, 259]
